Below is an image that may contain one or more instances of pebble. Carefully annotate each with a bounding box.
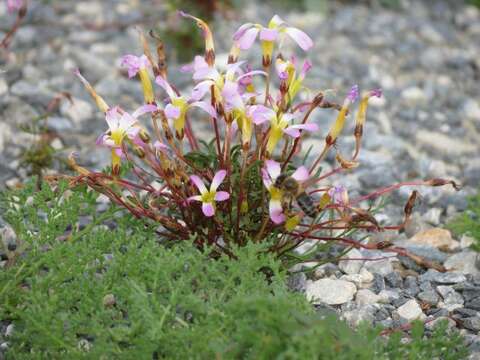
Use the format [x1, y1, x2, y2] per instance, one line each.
[396, 299, 426, 322]
[408, 228, 459, 252]
[418, 290, 440, 306]
[385, 271, 403, 288]
[338, 248, 364, 275]
[306, 279, 357, 305]
[287, 272, 307, 293]
[420, 269, 467, 284]
[60, 97, 94, 125]
[355, 289, 384, 306]
[103, 294, 116, 307]
[404, 276, 420, 297]
[444, 252, 480, 277]
[463, 317, 480, 332]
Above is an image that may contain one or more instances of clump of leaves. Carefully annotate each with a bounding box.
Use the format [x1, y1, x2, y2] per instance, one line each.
[448, 189, 480, 251]
[0, 181, 469, 359]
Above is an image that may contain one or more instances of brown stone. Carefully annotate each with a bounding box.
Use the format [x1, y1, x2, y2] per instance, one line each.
[409, 228, 459, 251]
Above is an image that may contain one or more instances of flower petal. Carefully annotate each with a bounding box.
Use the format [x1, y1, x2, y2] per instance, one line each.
[190, 175, 208, 194]
[132, 104, 158, 118]
[237, 27, 259, 50]
[283, 127, 300, 138]
[261, 168, 272, 188]
[188, 195, 202, 202]
[291, 166, 309, 182]
[215, 191, 230, 201]
[155, 76, 177, 99]
[285, 27, 313, 51]
[233, 23, 254, 40]
[211, 170, 227, 191]
[265, 160, 280, 181]
[259, 28, 278, 41]
[290, 123, 319, 132]
[202, 202, 215, 217]
[191, 80, 213, 101]
[165, 104, 181, 119]
[249, 105, 275, 125]
[190, 101, 217, 118]
[269, 200, 285, 224]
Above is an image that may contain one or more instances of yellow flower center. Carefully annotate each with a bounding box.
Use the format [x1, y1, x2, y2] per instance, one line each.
[201, 190, 216, 203]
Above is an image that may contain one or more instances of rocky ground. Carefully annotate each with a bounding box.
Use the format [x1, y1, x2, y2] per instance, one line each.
[1, 0, 480, 357]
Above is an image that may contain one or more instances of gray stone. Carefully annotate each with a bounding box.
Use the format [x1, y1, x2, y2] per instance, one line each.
[444, 252, 480, 277]
[466, 297, 480, 311]
[306, 279, 357, 305]
[338, 248, 364, 275]
[355, 289, 382, 306]
[404, 276, 420, 297]
[287, 272, 307, 293]
[385, 272, 403, 289]
[463, 317, 480, 332]
[342, 304, 376, 327]
[418, 290, 439, 305]
[370, 273, 386, 294]
[363, 259, 393, 276]
[420, 269, 467, 284]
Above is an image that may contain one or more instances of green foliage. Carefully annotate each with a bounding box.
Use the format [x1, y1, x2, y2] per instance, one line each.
[0, 181, 469, 359]
[448, 189, 480, 251]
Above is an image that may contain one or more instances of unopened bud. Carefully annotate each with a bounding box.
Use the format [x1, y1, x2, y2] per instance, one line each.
[139, 129, 150, 143]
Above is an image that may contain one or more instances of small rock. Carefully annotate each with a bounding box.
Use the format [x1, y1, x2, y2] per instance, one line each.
[60, 97, 94, 124]
[423, 208, 442, 226]
[418, 290, 439, 305]
[397, 299, 426, 322]
[341, 268, 374, 288]
[370, 273, 386, 294]
[460, 234, 475, 249]
[401, 87, 427, 104]
[306, 279, 357, 305]
[385, 272, 403, 288]
[356, 289, 382, 305]
[379, 289, 401, 303]
[444, 252, 480, 276]
[425, 316, 456, 331]
[363, 259, 393, 276]
[463, 317, 480, 332]
[0, 78, 8, 96]
[408, 228, 459, 251]
[416, 130, 477, 156]
[342, 304, 376, 327]
[5, 324, 14, 338]
[404, 276, 420, 297]
[103, 293, 116, 307]
[420, 269, 466, 284]
[338, 248, 364, 275]
[313, 263, 340, 279]
[287, 272, 307, 292]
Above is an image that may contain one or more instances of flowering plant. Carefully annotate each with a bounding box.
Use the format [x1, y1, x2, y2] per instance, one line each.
[67, 12, 459, 267]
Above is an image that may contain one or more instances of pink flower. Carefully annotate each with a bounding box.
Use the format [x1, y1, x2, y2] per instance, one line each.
[120, 54, 150, 78]
[155, 75, 216, 136]
[7, 0, 22, 13]
[96, 104, 157, 153]
[262, 160, 309, 224]
[328, 186, 349, 205]
[188, 170, 230, 217]
[233, 15, 313, 59]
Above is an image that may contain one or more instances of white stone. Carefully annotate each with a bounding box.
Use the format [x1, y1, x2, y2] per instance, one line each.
[363, 258, 393, 276]
[397, 300, 425, 322]
[306, 279, 357, 305]
[60, 97, 93, 124]
[444, 252, 480, 276]
[460, 234, 475, 249]
[338, 248, 364, 275]
[423, 208, 442, 226]
[401, 87, 427, 104]
[341, 268, 374, 288]
[355, 289, 381, 306]
[0, 78, 8, 96]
